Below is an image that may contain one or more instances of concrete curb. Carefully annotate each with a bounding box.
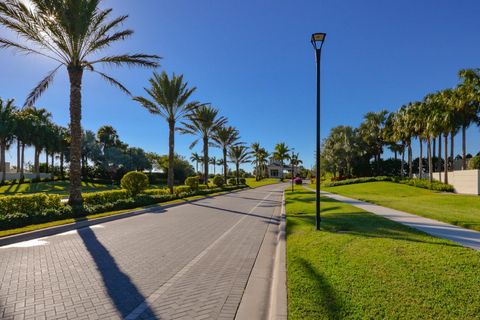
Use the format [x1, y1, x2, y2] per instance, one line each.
[0, 187, 249, 247]
[235, 187, 287, 320]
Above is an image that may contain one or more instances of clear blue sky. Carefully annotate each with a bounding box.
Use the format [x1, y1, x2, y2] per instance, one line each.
[1, 0, 480, 170]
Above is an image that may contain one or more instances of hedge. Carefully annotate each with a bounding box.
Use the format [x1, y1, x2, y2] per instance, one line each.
[324, 176, 454, 192]
[0, 184, 248, 231]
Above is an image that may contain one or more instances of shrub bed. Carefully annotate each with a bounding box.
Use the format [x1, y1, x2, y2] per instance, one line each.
[325, 176, 454, 192]
[0, 184, 248, 231]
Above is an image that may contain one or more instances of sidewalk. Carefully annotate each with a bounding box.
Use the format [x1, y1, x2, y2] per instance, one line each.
[304, 186, 480, 251]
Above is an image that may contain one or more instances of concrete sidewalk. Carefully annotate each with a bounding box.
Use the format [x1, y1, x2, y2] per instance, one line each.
[304, 186, 480, 251]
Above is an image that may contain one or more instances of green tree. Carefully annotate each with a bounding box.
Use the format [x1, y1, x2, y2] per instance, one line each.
[134, 72, 197, 194]
[0, 98, 17, 181]
[190, 152, 202, 174]
[0, 0, 160, 206]
[212, 126, 240, 182]
[228, 145, 252, 184]
[180, 105, 227, 185]
[273, 143, 291, 180]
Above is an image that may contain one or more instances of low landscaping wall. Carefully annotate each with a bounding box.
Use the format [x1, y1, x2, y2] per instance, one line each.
[434, 170, 480, 195]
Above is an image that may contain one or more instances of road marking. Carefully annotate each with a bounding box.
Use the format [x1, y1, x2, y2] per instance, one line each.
[124, 188, 279, 320]
[1, 239, 49, 248]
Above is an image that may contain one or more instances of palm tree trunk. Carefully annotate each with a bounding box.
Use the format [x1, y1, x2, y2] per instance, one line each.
[195, 161, 198, 174]
[419, 138, 423, 178]
[427, 137, 433, 183]
[462, 124, 466, 170]
[223, 147, 227, 183]
[203, 137, 209, 186]
[20, 143, 25, 180]
[34, 147, 40, 179]
[168, 120, 175, 194]
[438, 134, 442, 180]
[16, 140, 20, 173]
[236, 163, 240, 184]
[444, 134, 449, 184]
[432, 136, 436, 171]
[450, 131, 454, 172]
[1, 141, 5, 182]
[45, 149, 49, 174]
[68, 67, 84, 206]
[408, 142, 413, 178]
[51, 153, 54, 174]
[401, 144, 405, 177]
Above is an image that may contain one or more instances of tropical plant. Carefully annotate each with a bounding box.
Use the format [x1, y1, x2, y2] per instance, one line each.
[134, 72, 197, 194]
[0, 98, 17, 181]
[273, 143, 291, 180]
[180, 105, 227, 185]
[190, 152, 202, 174]
[212, 126, 240, 182]
[228, 145, 252, 184]
[0, 0, 160, 206]
[120, 171, 149, 196]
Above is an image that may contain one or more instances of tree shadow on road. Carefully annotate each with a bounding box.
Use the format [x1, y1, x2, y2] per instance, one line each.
[77, 225, 158, 319]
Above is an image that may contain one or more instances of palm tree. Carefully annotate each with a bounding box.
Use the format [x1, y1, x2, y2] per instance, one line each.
[359, 110, 388, 175]
[181, 105, 227, 185]
[0, 98, 17, 181]
[134, 72, 197, 193]
[190, 152, 202, 174]
[290, 152, 303, 178]
[228, 145, 252, 184]
[212, 126, 240, 182]
[273, 143, 291, 180]
[209, 156, 217, 175]
[251, 142, 263, 181]
[0, 0, 160, 206]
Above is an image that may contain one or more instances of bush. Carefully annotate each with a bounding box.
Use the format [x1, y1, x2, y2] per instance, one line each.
[239, 178, 246, 185]
[0, 193, 63, 218]
[173, 185, 191, 195]
[121, 171, 149, 196]
[325, 176, 395, 187]
[198, 184, 208, 190]
[468, 156, 480, 170]
[294, 177, 303, 185]
[212, 175, 224, 187]
[185, 176, 200, 191]
[399, 178, 454, 192]
[83, 190, 129, 206]
[143, 188, 170, 196]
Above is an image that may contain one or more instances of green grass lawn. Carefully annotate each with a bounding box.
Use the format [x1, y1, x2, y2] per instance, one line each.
[286, 187, 480, 320]
[245, 177, 280, 188]
[321, 181, 480, 231]
[0, 180, 118, 195]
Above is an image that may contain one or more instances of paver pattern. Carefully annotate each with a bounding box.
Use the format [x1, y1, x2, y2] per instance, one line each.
[0, 184, 284, 320]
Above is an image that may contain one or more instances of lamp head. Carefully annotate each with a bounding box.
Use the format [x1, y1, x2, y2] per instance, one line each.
[311, 33, 326, 49]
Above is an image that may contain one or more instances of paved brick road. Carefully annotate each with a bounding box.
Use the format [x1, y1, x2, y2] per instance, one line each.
[0, 184, 284, 320]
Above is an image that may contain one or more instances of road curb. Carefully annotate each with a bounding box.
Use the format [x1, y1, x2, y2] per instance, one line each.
[0, 187, 250, 247]
[235, 187, 287, 320]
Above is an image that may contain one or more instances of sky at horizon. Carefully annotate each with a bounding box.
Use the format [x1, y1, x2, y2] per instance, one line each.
[1, 0, 480, 172]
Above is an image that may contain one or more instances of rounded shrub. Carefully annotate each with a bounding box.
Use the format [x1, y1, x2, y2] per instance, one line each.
[239, 178, 246, 185]
[120, 171, 149, 196]
[468, 156, 480, 170]
[185, 176, 200, 191]
[212, 175, 224, 187]
[228, 177, 237, 185]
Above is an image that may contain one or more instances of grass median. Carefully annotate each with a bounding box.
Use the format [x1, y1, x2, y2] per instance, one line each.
[321, 181, 480, 231]
[286, 187, 480, 319]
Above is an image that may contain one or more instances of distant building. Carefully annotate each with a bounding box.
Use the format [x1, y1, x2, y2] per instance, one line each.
[266, 158, 300, 178]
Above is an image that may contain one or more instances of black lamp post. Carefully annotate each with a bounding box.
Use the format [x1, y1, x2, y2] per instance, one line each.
[311, 32, 326, 231]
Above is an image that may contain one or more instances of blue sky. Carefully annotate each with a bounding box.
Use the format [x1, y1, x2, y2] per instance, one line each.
[1, 0, 480, 171]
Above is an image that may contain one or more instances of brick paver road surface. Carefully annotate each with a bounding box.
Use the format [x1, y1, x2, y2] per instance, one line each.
[0, 184, 284, 320]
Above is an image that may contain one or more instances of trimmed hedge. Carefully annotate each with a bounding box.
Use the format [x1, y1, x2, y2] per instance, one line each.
[324, 176, 454, 192]
[83, 190, 130, 206]
[120, 171, 149, 196]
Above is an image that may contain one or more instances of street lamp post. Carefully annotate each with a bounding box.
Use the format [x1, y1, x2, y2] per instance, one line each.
[311, 32, 326, 231]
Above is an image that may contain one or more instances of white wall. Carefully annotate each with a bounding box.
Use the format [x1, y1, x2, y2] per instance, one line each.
[2, 173, 52, 180]
[434, 170, 480, 195]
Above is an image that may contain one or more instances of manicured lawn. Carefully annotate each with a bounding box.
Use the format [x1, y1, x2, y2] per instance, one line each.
[0, 180, 118, 195]
[322, 181, 480, 231]
[245, 178, 280, 188]
[286, 187, 480, 320]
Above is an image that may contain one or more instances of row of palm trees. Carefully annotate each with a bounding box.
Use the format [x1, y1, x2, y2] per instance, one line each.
[387, 69, 480, 183]
[322, 68, 480, 183]
[0, 99, 69, 181]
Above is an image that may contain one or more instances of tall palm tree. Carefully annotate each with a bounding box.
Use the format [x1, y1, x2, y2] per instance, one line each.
[273, 143, 291, 180]
[212, 126, 240, 182]
[359, 110, 388, 175]
[190, 152, 202, 174]
[228, 145, 252, 184]
[209, 156, 217, 175]
[134, 72, 197, 193]
[0, 98, 17, 181]
[290, 152, 303, 178]
[181, 105, 227, 185]
[0, 0, 160, 205]
[251, 142, 263, 181]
